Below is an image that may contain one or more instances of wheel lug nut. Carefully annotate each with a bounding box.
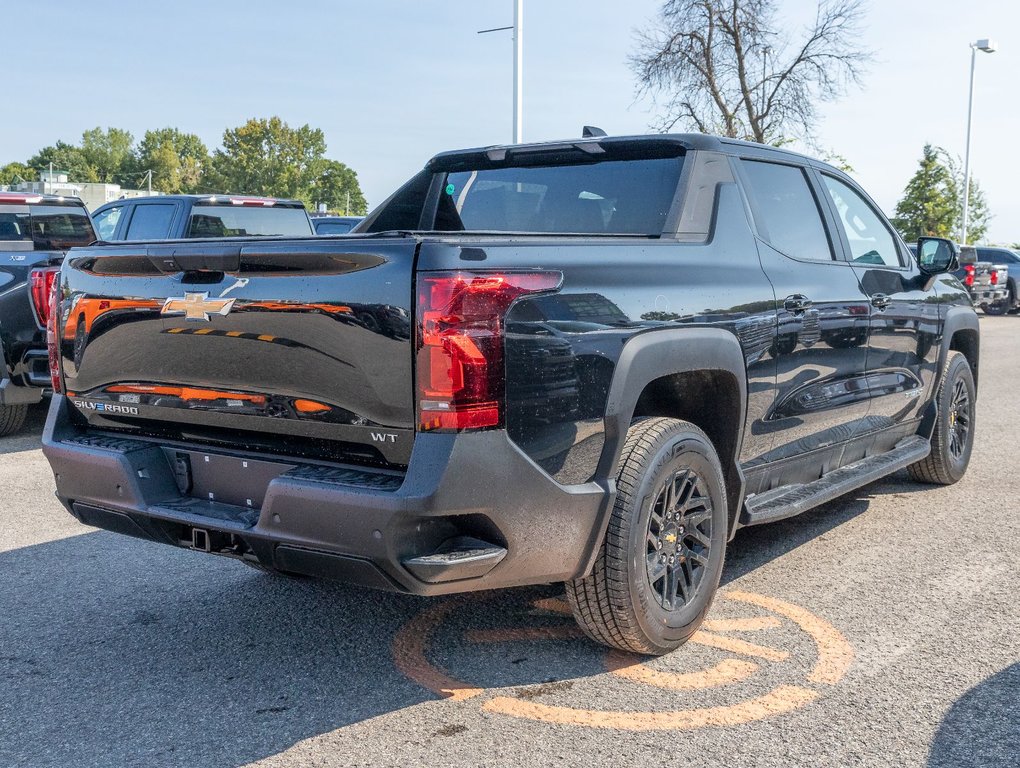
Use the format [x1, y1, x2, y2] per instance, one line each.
[678, 526, 685, 534]
[668, 556, 674, 564]
[674, 513, 681, 521]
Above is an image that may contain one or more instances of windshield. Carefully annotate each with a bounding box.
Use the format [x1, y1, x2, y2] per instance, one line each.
[435, 157, 683, 236]
[186, 205, 312, 238]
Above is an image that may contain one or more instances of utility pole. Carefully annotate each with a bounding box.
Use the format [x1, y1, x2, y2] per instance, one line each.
[961, 38, 997, 244]
[513, 0, 523, 144]
[345, 190, 350, 216]
[478, 0, 524, 144]
[145, 169, 152, 194]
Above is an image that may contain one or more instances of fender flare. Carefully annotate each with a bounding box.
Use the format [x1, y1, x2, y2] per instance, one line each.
[939, 307, 980, 384]
[919, 306, 980, 440]
[594, 328, 748, 541]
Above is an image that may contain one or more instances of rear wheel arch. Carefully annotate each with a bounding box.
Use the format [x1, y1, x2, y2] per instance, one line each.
[597, 329, 747, 535]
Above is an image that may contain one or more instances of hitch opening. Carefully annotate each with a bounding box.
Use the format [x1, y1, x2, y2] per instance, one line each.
[191, 527, 211, 552]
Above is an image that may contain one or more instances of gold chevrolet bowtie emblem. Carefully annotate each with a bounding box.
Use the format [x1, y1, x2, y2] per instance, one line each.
[161, 292, 236, 321]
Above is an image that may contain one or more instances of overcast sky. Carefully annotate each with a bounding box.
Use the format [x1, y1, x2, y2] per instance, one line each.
[5, 1, 1018, 243]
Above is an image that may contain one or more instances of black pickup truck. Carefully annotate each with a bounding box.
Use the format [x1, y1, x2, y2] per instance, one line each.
[0, 192, 97, 435]
[42, 134, 978, 655]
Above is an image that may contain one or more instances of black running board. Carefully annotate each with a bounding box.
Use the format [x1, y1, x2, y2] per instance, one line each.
[740, 436, 930, 527]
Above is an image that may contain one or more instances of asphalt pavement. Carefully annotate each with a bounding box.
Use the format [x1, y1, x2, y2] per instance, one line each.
[1, 317, 1017, 768]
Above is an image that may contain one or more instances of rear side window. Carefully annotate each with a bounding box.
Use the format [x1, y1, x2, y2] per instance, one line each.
[438, 157, 683, 235]
[741, 160, 833, 261]
[28, 205, 96, 250]
[186, 205, 312, 238]
[124, 204, 176, 240]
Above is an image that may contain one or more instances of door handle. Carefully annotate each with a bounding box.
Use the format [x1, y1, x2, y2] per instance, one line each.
[871, 293, 892, 310]
[784, 295, 813, 313]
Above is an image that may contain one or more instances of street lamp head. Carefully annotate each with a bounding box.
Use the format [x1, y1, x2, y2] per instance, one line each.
[973, 39, 998, 53]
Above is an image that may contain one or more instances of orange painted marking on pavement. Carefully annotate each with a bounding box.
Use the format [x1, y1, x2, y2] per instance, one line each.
[481, 684, 819, 731]
[530, 597, 573, 615]
[688, 631, 790, 662]
[605, 653, 759, 690]
[702, 616, 782, 632]
[465, 626, 586, 644]
[725, 591, 854, 685]
[390, 600, 485, 702]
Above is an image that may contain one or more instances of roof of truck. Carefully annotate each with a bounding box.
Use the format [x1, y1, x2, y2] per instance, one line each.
[427, 132, 824, 172]
[0, 191, 87, 207]
[92, 194, 307, 211]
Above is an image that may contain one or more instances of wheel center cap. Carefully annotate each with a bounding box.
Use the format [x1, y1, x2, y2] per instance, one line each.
[662, 523, 680, 554]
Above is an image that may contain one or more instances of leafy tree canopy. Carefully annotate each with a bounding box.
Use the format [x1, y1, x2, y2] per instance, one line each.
[210, 117, 327, 200]
[310, 159, 367, 215]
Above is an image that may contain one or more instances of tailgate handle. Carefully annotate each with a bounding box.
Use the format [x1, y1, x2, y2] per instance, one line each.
[146, 245, 241, 274]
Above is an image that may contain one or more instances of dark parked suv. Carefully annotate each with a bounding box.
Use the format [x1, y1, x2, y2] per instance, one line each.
[43, 134, 978, 655]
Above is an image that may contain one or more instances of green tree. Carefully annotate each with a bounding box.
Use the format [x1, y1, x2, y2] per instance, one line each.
[209, 117, 326, 199]
[28, 141, 96, 182]
[80, 127, 135, 183]
[309, 159, 367, 214]
[135, 128, 209, 194]
[892, 144, 958, 241]
[941, 153, 992, 244]
[0, 162, 36, 186]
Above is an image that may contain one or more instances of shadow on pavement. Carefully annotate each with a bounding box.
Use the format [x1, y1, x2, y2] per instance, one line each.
[927, 663, 1020, 767]
[0, 403, 47, 456]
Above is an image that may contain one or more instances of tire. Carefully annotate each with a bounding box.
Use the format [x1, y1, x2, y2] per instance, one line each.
[908, 351, 976, 485]
[565, 417, 728, 655]
[0, 404, 29, 437]
[982, 296, 1009, 316]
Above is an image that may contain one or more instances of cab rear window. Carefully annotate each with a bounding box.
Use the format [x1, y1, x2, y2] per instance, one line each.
[0, 205, 96, 250]
[435, 157, 683, 236]
[186, 205, 312, 238]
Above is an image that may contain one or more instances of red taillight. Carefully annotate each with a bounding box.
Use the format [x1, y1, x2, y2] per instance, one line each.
[29, 267, 60, 328]
[416, 271, 561, 432]
[45, 273, 63, 394]
[990, 268, 999, 286]
[963, 264, 975, 287]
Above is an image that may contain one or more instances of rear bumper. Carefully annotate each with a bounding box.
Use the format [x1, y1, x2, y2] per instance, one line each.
[42, 395, 612, 595]
[973, 287, 1008, 304]
[0, 344, 44, 406]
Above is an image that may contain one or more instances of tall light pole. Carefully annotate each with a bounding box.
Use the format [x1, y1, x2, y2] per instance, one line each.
[961, 38, 997, 244]
[478, 0, 524, 144]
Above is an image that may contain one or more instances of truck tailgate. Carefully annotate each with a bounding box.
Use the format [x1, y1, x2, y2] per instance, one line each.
[58, 237, 418, 466]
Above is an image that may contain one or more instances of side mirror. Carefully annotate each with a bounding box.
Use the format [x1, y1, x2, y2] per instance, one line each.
[916, 237, 959, 274]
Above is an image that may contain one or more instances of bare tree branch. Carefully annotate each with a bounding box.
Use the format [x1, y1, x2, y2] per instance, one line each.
[630, 0, 872, 145]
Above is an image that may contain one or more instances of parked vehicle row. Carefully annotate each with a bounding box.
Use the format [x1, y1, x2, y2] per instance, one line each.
[40, 132, 979, 655]
[0, 193, 97, 434]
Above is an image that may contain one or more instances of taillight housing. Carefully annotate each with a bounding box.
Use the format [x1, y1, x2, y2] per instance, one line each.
[29, 267, 60, 328]
[45, 271, 63, 393]
[963, 264, 975, 287]
[416, 271, 561, 432]
[990, 268, 999, 286]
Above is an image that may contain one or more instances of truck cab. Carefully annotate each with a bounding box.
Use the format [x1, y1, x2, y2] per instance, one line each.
[90, 195, 314, 241]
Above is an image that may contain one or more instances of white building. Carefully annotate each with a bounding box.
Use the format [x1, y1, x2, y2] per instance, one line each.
[12, 169, 158, 211]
